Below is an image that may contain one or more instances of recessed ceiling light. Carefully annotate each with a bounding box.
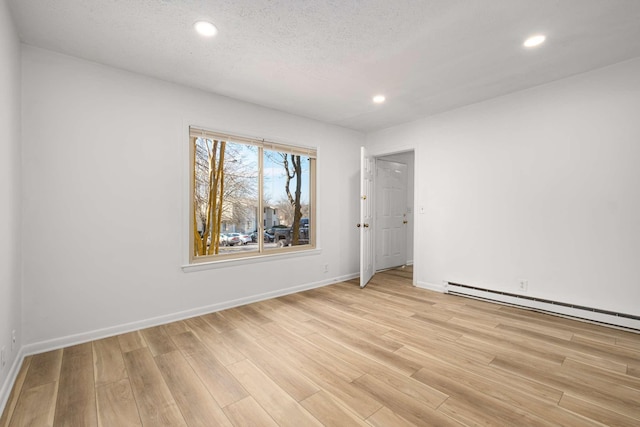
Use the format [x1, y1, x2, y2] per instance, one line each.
[194, 21, 218, 37]
[523, 34, 546, 48]
[373, 95, 386, 104]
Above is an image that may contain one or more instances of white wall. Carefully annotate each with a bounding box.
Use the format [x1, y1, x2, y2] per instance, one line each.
[21, 46, 363, 348]
[0, 0, 22, 403]
[367, 58, 640, 317]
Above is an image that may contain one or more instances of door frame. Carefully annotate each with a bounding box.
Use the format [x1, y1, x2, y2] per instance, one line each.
[367, 147, 417, 285]
[374, 158, 409, 271]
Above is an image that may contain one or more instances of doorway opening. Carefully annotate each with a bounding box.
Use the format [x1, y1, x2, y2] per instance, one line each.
[359, 148, 415, 288]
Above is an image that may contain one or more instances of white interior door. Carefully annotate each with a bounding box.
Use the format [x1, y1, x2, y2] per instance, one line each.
[360, 146, 374, 288]
[375, 160, 408, 270]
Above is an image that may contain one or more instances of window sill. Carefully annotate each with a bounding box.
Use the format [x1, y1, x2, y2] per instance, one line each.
[182, 247, 322, 273]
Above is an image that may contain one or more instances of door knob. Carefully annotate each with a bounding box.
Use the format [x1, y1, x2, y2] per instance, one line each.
[356, 223, 361, 228]
[363, 223, 369, 228]
[403, 220, 408, 224]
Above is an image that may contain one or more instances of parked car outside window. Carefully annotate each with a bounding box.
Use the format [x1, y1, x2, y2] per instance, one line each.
[250, 231, 275, 243]
[226, 233, 242, 246]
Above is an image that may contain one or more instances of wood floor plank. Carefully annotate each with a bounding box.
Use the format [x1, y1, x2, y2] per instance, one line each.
[299, 391, 369, 426]
[436, 397, 550, 427]
[160, 319, 190, 336]
[397, 345, 563, 405]
[223, 328, 320, 402]
[251, 300, 319, 337]
[559, 393, 640, 427]
[497, 305, 634, 342]
[616, 335, 640, 351]
[498, 322, 639, 371]
[367, 364, 448, 408]
[262, 324, 365, 382]
[385, 329, 494, 366]
[217, 309, 271, 340]
[234, 304, 272, 325]
[53, 343, 97, 427]
[255, 297, 314, 323]
[290, 294, 396, 345]
[353, 374, 459, 426]
[412, 313, 567, 365]
[117, 331, 147, 354]
[412, 365, 601, 427]
[140, 325, 176, 357]
[255, 333, 382, 419]
[342, 285, 434, 313]
[571, 330, 617, 345]
[570, 333, 640, 364]
[122, 348, 186, 426]
[184, 316, 246, 366]
[170, 331, 248, 408]
[93, 336, 127, 386]
[201, 311, 237, 333]
[312, 284, 417, 318]
[367, 306, 457, 333]
[22, 349, 63, 390]
[495, 315, 575, 341]
[227, 359, 322, 427]
[8, 382, 58, 427]
[359, 283, 435, 306]
[366, 406, 419, 427]
[491, 355, 640, 419]
[561, 357, 640, 390]
[155, 350, 233, 427]
[446, 313, 502, 330]
[95, 378, 142, 427]
[305, 318, 421, 376]
[222, 396, 279, 427]
[0, 356, 32, 427]
[454, 334, 563, 369]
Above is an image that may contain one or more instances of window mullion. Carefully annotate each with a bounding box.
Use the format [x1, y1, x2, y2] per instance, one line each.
[258, 146, 264, 253]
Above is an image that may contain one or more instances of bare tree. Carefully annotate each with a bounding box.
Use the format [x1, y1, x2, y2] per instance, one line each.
[193, 139, 257, 256]
[264, 151, 308, 245]
[274, 197, 308, 227]
[282, 154, 303, 245]
[193, 138, 225, 256]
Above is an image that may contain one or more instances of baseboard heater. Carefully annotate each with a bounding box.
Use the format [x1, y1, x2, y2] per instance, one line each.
[446, 282, 640, 332]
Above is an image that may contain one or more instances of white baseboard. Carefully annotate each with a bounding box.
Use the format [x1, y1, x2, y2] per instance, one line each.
[0, 347, 26, 418]
[22, 272, 359, 357]
[415, 280, 446, 293]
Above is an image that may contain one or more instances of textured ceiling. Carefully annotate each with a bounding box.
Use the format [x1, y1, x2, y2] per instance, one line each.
[8, 0, 640, 132]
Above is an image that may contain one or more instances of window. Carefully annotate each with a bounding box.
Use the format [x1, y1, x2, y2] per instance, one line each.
[189, 127, 316, 263]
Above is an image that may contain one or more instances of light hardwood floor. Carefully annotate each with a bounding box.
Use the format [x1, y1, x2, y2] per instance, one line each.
[2, 267, 639, 426]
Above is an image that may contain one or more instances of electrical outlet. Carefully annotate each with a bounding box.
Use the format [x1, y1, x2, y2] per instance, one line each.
[518, 280, 528, 292]
[1, 346, 6, 370]
[12, 330, 16, 351]
[323, 264, 329, 273]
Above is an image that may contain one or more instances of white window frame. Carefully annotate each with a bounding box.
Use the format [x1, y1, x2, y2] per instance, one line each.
[182, 126, 317, 271]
